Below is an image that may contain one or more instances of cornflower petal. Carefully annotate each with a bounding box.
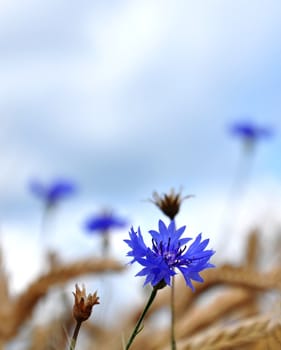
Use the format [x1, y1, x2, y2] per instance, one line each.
[171, 225, 186, 241]
[179, 237, 192, 246]
[124, 227, 148, 263]
[177, 267, 204, 291]
[85, 211, 127, 233]
[230, 121, 273, 141]
[124, 220, 215, 290]
[159, 219, 169, 236]
[29, 178, 76, 207]
[184, 233, 204, 254]
[136, 258, 175, 286]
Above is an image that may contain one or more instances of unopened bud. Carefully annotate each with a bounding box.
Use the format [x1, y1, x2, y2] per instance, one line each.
[72, 284, 99, 323]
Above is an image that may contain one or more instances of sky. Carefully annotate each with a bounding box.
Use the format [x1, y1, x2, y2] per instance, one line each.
[0, 0, 281, 296]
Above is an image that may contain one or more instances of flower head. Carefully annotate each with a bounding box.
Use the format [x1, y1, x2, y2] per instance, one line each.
[29, 178, 76, 208]
[84, 210, 127, 233]
[230, 121, 273, 142]
[149, 189, 194, 220]
[124, 220, 215, 291]
[72, 284, 99, 323]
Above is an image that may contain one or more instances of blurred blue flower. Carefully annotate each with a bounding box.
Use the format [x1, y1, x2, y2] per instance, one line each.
[230, 121, 273, 141]
[85, 211, 127, 233]
[29, 178, 76, 208]
[124, 220, 215, 290]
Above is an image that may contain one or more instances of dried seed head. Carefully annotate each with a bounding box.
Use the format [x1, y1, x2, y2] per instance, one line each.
[72, 284, 99, 323]
[150, 188, 194, 220]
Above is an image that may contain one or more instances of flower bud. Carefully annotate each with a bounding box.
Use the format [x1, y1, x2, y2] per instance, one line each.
[72, 284, 99, 323]
[150, 189, 194, 220]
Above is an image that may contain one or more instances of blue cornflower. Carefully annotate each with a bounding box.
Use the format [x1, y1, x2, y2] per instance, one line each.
[85, 211, 127, 233]
[230, 121, 273, 141]
[124, 220, 215, 291]
[29, 178, 76, 208]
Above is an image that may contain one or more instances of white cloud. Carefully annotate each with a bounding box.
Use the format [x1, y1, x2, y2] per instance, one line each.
[85, 1, 173, 88]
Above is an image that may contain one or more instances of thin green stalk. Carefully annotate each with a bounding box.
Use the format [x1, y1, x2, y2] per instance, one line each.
[102, 230, 110, 257]
[69, 321, 82, 350]
[125, 287, 158, 350]
[171, 275, 176, 350]
[217, 146, 255, 253]
[39, 205, 53, 247]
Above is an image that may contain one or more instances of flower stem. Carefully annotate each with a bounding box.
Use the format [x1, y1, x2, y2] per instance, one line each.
[69, 320, 82, 350]
[102, 230, 110, 257]
[125, 288, 158, 350]
[171, 275, 176, 350]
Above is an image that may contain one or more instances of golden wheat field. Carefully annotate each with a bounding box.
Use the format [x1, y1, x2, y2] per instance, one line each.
[0, 224, 280, 350]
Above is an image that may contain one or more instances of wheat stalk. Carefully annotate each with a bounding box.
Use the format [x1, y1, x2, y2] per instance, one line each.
[149, 287, 254, 349]
[0, 257, 124, 341]
[174, 314, 280, 350]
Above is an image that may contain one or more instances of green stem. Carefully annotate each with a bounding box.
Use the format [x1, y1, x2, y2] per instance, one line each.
[125, 288, 158, 350]
[171, 276, 176, 350]
[102, 230, 110, 257]
[69, 321, 82, 350]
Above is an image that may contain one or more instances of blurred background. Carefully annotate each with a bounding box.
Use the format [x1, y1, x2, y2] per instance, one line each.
[0, 0, 280, 300]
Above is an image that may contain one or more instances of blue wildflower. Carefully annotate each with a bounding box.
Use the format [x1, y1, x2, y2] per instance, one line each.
[29, 178, 76, 208]
[124, 220, 215, 291]
[230, 121, 273, 141]
[85, 211, 127, 233]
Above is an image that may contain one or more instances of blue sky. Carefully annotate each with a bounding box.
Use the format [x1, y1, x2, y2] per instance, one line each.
[0, 0, 281, 292]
